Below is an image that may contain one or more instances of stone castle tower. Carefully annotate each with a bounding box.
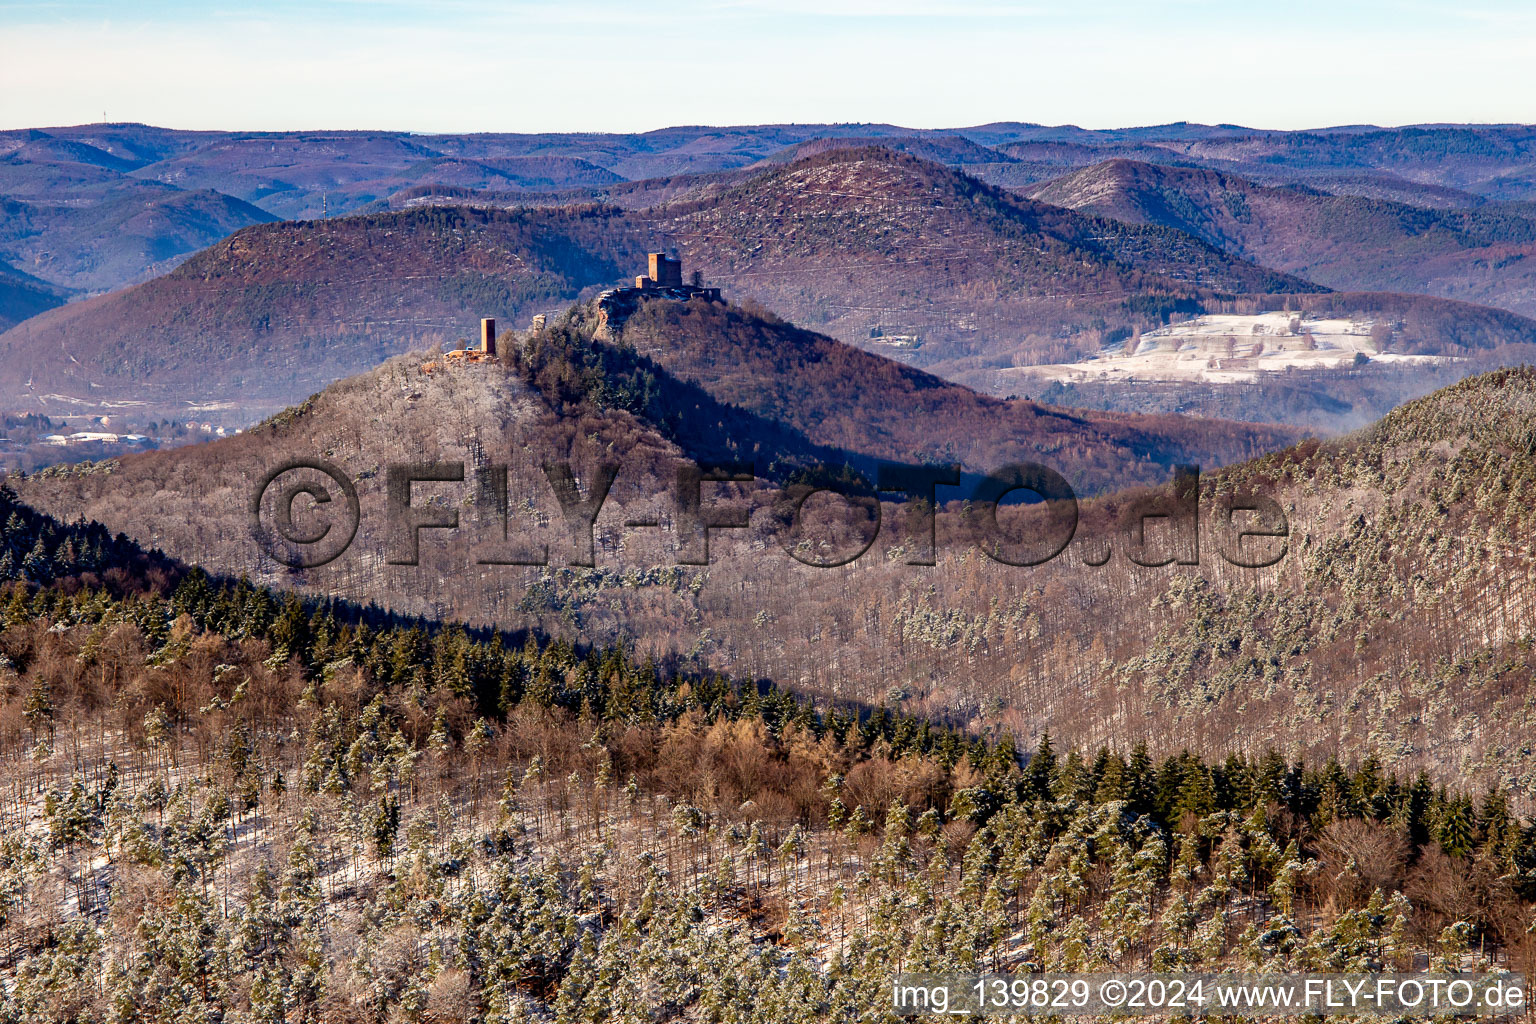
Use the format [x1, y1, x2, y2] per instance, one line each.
[636, 252, 683, 289]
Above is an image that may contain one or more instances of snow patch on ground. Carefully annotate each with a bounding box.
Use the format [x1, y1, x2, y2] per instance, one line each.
[1012, 312, 1455, 385]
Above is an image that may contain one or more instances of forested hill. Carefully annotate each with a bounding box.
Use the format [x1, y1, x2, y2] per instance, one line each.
[0, 206, 655, 420]
[11, 320, 1536, 799]
[533, 296, 1304, 484]
[10, 145, 1536, 433]
[4, 460, 1536, 1021]
[0, 259, 69, 334]
[1029, 159, 1536, 317]
[0, 148, 1319, 421]
[645, 147, 1322, 355]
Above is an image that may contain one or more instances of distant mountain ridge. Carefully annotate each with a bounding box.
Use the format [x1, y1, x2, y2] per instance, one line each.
[9, 120, 1536, 297]
[0, 148, 1328, 420]
[10, 130, 1536, 440]
[651, 147, 1321, 338]
[1028, 159, 1536, 316]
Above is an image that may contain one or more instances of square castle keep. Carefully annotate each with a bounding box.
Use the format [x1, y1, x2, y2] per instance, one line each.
[594, 253, 721, 338]
[637, 252, 683, 289]
[629, 252, 719, 300]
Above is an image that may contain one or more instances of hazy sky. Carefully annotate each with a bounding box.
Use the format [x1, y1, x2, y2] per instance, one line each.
[3, 0, 1534, 133]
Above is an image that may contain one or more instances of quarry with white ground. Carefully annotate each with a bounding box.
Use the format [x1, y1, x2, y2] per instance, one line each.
[1013, 312, 1456, 385]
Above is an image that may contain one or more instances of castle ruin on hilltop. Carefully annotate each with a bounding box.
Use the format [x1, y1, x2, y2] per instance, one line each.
[594, 252, 721, 337]
[609, 252, 720, 302]
[440, 255, 721, 358]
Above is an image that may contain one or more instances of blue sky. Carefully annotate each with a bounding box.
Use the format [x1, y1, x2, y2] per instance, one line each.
[2, 1, 1534, 132]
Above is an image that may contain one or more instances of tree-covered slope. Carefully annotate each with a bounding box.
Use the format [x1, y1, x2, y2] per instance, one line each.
[1, 481, 1536, 1022]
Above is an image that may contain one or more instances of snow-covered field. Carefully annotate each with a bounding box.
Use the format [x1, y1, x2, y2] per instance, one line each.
[1014, 312, 1454, 385]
